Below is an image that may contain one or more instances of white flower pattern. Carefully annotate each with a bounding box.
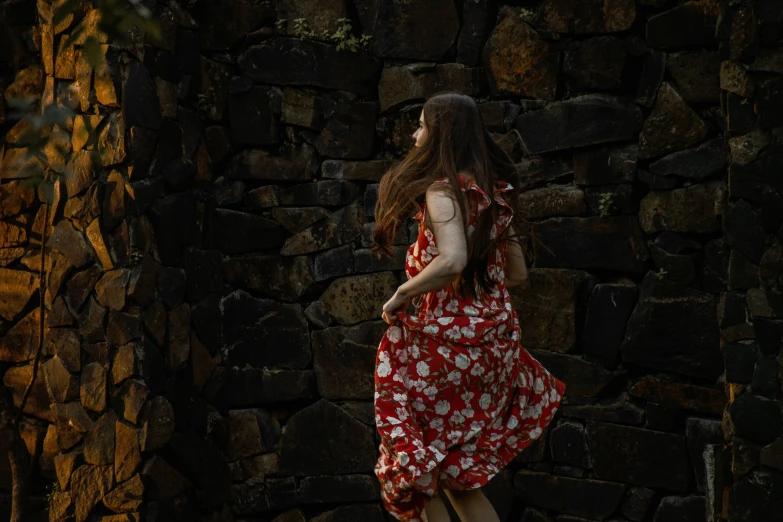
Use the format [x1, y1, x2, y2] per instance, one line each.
[374, 175, 566, 522]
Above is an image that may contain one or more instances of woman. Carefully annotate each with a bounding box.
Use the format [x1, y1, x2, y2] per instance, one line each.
[372, 93, 566, 522]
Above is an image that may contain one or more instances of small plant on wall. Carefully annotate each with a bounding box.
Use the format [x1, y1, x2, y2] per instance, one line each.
[598, 192, 615, 217]
[275, 16, 371, 52]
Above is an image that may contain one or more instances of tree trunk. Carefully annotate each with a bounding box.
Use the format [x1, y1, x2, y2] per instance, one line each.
[0, 391, 29, 522]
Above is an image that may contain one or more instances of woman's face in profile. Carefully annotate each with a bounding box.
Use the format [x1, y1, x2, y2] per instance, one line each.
[412, 111, 426, 148]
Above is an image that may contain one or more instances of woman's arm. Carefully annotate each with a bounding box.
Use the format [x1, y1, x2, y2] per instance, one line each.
[382, 187, 468, 323]
[505, 225, 529, 287]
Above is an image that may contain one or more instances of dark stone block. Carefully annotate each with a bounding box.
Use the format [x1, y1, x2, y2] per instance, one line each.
[379, 63, 483, 113]
[221, 290, 310, 369]
[638, 83, 709, 159]
[731, 434, 759, 478]
[123, 62, 161, 131]
[281, 202, 365, 256]
[298, 475, 380, 504]
[238, 38, 382, 97]
[622, 487, 656, 522]
[128, 126, 157, 178]
[533, 217, 648, 273]
[752, 356, 781, 399]
[483, 7, 559, 100]
[529, 0, 635, 33]
[757, 77, 783, 130]
[167, 432, 233, 510]
[183, 248, 223, 302]
[207, 368, 264, 408]
[156, 265, 186, 308]
[730, 393, 783, 444]
[728, 164, 768, 203]
[573, 144, 637, 186]
[232, 478, 298, 515]
[726, 92, 757, 134]
[204, 126, 232, 166]
[580, 283, 637, 369]
[222, 254, 316, 302]
[175, 29, 201, 76]
[621, 273, 721, 379]
[666, 51, 721, 104]
[653, 496, 706, 522]
[630, 375, 726, 416]
[527, 350, 614, 397]
[725, 200, 766, 263]
[279, 400, 376, 475]
[646, 1, 719, 49]
[149, 193, 196, 265]
[162, 160, 197, 192]
[314, 100, 377, 159]
[354, 0, 459, 61]
[564, 36, 626, 92]
[760, 438, 783, 471]
[178, 107, 202, 159]
[637, 169, 678, 190]
[729, 250, 759, 290]
[649, 243, 696, 286]
[354, 246, 406, 273]
[513, 471, 625, 519]
[719, 292, 748, 328]
[649, 138, 726, 180]
[517, 156, 574, 191]
[191, 293, 222, 355]
[686, 417, 723, 492]
[457, 0, 496, 65]
[308, 504, 385, 522]
[509, 269, 594, 354]
[313, 245, 355, 282]
[636, 50, 666, 107]
[212, 177, 244, 208]
[151, 120, 183, 177]
[210, 209, 287, 255]
[754, 319, 782, 356]
[311, 321, 387, 400]
[227, 146, 315, 182]
[514, 95, 643, 154]
[194, 0, 273, 50]
[106, 311, 143, 347]
[725, 344, 758, 384]
[230, 86, 278, 146]
[550, 421, 591, 468]
[278, 181, 360, 207]
[561, 395, 645, 426]
[645, 402, 684, 432]
[587, 421, 688, 491]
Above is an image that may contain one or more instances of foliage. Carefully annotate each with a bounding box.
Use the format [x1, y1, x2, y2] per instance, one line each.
[45, 481, 60, 503]
[518, 7, 535, 21]
[330, 18, 372, 52]
[597, 192, 614, 217]
[655, 267, 668, 280]
[275, 16, 371, 52]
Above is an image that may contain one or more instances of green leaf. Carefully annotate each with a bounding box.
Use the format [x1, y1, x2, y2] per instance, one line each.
[83, 36, 104, 68]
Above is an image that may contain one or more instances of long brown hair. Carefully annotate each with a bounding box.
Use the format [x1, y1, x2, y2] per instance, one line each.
[372, 93, 521, 299]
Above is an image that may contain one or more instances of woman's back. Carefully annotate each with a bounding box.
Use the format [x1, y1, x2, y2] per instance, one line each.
[406, 173, 516, 324]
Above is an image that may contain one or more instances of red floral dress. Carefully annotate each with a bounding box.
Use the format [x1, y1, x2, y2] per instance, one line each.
[373, 174, 566, 521]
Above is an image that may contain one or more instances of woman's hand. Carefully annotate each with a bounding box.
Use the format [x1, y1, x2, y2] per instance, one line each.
[382, 289, 411, 324]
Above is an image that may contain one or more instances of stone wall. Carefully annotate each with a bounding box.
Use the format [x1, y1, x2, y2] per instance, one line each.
[0, 0, 782, 521]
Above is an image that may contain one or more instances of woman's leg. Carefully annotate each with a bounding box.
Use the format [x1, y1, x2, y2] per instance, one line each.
[443, 489, 499, 522]
[423, 494, 451, 522]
